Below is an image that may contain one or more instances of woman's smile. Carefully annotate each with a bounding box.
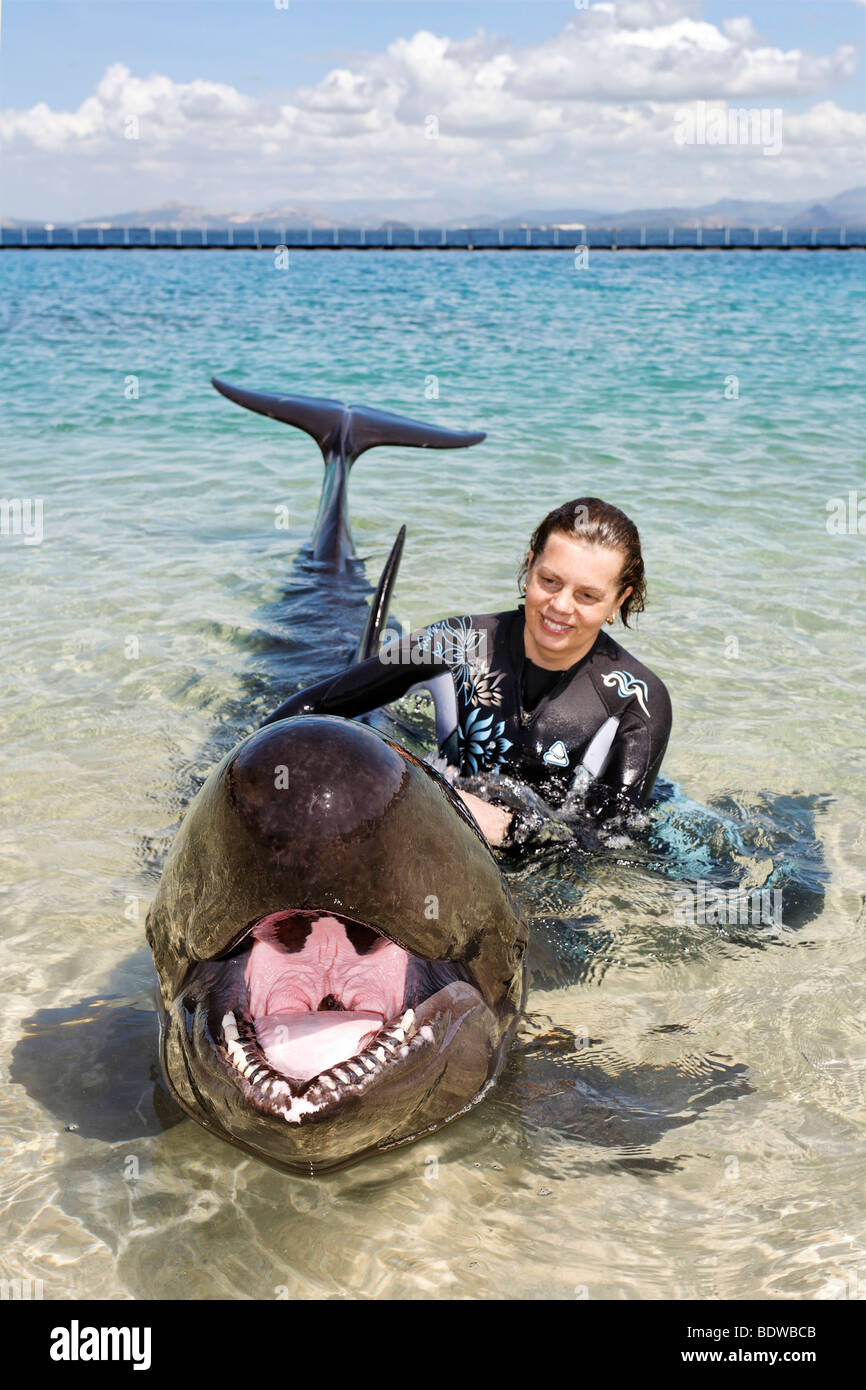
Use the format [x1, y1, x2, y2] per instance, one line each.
[539, 612, 573, 635]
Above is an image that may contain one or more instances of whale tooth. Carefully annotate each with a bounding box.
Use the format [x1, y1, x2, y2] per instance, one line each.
[381, 1009, 416, 1046]
[332, 1067, 350, 1084]
[360, 1054, 378, 1073]
[419, 1025, 435, 1044]
[320, 1074, 338, 1091]
[347, 1062, 365, 1080]
[222, 1012, 239, 1042]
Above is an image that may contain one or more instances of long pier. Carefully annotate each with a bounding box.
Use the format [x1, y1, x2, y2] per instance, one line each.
[2, 224, 865, 250]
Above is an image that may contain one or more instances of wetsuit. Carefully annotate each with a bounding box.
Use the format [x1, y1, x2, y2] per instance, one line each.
[263, 606, 672, 828]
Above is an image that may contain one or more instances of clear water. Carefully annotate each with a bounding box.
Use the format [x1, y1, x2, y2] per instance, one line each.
[1, 249, 865, 1300]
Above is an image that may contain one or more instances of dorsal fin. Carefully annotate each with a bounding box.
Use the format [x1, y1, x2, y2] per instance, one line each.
[212, 377, 485, 465]
[357, 526, 406, 662]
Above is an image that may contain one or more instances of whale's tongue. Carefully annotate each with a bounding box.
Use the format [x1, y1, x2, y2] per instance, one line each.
[244, 913, 409, 1082]
[255, 1011, 382, 1082]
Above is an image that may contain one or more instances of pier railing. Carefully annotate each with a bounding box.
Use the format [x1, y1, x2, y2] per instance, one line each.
[2, 225, 864, 250]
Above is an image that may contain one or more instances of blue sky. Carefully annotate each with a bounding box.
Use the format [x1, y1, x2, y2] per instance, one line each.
[3, 3, 863, 106]
[2, 1, 864, 220]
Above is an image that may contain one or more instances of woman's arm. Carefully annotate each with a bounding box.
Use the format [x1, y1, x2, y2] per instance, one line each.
[260, 631, 452, 727]
[455, 792, 514, 846]
[583, 689, 672, 821]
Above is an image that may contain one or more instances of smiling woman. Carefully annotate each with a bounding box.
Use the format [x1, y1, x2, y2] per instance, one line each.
[265, 497, 672, 844]
[521, 496, 647, 653]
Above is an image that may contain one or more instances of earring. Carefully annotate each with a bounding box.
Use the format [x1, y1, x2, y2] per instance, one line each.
[607, 613, 616, 625]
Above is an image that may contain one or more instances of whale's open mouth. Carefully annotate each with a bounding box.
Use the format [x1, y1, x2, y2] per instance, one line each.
[189, 909, 484, 1125]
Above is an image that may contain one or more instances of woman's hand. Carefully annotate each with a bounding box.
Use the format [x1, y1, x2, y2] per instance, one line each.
[455, 790, 513, 847]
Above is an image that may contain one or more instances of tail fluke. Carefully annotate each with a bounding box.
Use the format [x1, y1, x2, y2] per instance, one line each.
[212, 377, 486, 466]
[213, 378, 347, 461]
[341, 405, 485, 463]
[356, 526, 406, 663]
[212, 375, 485, 566]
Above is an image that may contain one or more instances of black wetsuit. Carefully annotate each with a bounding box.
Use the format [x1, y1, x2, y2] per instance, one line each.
[264, 606, 672, 826]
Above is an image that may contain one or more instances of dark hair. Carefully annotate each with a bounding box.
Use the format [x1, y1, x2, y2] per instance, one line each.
[517, 497, 647, 628]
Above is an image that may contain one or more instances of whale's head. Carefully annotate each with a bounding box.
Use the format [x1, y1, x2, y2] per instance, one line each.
[145, 716, 527, 1174]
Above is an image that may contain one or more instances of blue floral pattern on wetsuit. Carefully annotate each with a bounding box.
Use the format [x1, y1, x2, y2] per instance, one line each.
[417, 615, 514, 774]
[456, 706, 513, 775]
[420, 615, 507, 708]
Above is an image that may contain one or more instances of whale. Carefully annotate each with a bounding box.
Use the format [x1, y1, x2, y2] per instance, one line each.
[139, 380, 528, 1174]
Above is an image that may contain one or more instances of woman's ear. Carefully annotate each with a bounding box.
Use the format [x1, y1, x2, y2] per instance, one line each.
[620, 584, 634, 600]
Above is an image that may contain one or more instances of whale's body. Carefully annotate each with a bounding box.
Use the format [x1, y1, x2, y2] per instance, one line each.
[143, 380, 528, 1173]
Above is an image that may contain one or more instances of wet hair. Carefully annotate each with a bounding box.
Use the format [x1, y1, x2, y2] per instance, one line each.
[518, 497, 647, 628]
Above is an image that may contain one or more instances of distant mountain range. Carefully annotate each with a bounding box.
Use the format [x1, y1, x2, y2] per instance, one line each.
[6, 187, 866, 230]
[501, 187, 866, 230]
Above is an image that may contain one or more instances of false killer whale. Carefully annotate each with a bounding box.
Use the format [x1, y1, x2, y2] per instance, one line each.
[143, 380, 528, 1174]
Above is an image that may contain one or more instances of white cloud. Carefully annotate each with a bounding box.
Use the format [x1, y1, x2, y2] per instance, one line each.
[0, 63, 256, 152]
[0, 3, 862, 219]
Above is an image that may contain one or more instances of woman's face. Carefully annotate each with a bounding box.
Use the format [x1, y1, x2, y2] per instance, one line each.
[523, 531, 632, 668]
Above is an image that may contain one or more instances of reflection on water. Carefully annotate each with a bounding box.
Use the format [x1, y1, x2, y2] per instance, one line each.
[2, 250, 865, 1300]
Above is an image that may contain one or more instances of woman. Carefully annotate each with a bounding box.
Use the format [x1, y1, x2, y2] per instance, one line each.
[264, 498, 672, 847]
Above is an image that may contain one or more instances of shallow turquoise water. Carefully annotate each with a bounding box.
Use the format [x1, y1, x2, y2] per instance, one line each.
[1, 249, 865, 1300]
